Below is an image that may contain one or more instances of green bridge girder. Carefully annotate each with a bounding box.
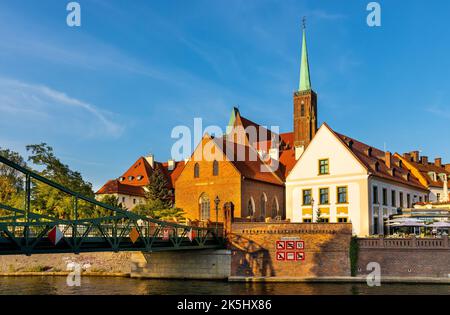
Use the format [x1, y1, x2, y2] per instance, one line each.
[0, 155, 225, 256]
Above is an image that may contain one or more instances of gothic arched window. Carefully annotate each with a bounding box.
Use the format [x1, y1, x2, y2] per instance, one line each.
[199, 193, 210, 221]
[271, 197, 279, 218]
[213, 160, 219, 176]
[260, 194, 267, 219]
[247, 198, 255, 218]
[194, 163, 200, 178]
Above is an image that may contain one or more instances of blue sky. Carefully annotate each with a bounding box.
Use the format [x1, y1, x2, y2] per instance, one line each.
[0, 0, 449, 190]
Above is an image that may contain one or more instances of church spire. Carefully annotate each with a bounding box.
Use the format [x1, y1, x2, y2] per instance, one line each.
[299, 19, 311, 92]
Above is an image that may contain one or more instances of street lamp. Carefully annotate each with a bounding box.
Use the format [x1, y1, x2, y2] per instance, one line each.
[214, 196, 220, 235]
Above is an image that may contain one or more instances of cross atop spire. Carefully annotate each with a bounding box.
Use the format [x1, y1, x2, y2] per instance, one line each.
[298, 20, 311, 92]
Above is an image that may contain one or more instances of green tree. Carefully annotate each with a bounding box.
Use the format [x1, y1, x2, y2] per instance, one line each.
[146, 165, 174, 208]
[26, 143, 95, 219]
[315, 208, 322, 223]
[134, 165, 184, 222]
[100, 195, 126, 210]
[0, 148, 27, 213]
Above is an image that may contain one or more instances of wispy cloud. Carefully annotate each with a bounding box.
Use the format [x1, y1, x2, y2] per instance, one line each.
[0, 77, 124, 138]
[427, 105, 450, 119]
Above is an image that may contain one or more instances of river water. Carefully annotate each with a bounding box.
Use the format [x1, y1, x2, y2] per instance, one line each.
[0, 277, 449, 295]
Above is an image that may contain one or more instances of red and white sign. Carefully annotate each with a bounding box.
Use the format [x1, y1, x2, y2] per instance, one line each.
[48, 226, 63, 245]
[296, 241, 305, 250]
[276, 251, 286, 261]
[187, 229, 196, 242]
[296, 252, 305, 261]
[276, 241, 285, 250]
[286, 252, 296, 261]
[286, 241, 295, 250]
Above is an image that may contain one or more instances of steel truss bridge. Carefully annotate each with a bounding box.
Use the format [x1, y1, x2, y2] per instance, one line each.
[0, 155, 225, 256]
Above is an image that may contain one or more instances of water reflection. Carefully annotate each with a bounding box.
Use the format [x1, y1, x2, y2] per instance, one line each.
[0, 277, 449, 295]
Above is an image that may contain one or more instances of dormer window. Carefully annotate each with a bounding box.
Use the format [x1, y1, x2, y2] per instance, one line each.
[128, 176, 134, 181]
[374, 162, 380, 172]
[347, 140, 353, 150]
[137, 175, 144, 181]
[439, 173, 447, 182]
[119, 177, 125, 182]
[367, 147, 372, 157]
[428, 172, 437, 182]
[404, 172, 411, 181]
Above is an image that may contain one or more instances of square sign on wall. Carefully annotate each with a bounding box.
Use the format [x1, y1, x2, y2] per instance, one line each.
[296, 241, 304, 250]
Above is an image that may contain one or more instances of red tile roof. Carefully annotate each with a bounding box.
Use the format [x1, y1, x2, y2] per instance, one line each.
[212, 137, 284, 186]
[331, 128, 427, 191]
[96, 179, 146, 197]
[96, 157, 186, 197]
[396, 155, 449, 188]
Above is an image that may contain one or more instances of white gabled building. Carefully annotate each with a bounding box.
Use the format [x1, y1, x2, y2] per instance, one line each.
[286, 123, 429, 237]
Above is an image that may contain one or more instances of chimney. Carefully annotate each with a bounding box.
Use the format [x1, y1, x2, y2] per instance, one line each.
[410, 151, 420, 162]
[385, 151, 392, 169]
[269, 148, 279, 161]
[420, 156, 428, 165]
[403, 153, 411, 161]
[295, 145, 305, 160]
[443, 177, 449, 202]
[168, 159, 175, 171]
[145, 154, 155, 169]
[434, 157, 442, 168]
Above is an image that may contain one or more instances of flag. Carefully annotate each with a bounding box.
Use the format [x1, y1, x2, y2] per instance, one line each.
[187, 229, 196, 242]
[48, 226, 63, 245]
[129, 227, 140, 244]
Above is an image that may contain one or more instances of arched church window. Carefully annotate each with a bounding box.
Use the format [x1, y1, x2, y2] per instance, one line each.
[260, 194, 267, 219]
[213, 160, 219, 176]
[271, 197, 279, 218]
[199, 193, 210, 221]
[194, 163, 200, 178]
[247, 199, 254, 218]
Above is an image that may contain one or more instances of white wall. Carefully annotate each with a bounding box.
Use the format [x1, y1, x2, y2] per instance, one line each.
[369, 178, 428, 234]
[286, 125, 370, 236]
[96, 193, 145, 211]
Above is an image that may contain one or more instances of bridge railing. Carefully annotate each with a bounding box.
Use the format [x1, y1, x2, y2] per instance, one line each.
[0, 155, 224, 255]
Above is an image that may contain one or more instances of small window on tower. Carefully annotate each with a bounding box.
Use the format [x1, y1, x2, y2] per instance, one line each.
[194, 163, 200, 178]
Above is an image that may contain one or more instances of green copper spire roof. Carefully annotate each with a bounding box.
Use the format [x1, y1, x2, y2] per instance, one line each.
[299, 27, 311, 92]
[226, 107, 239, 134]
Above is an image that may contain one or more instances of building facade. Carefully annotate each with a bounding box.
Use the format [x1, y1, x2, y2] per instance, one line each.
[175, 135, 286, 223]
[395, 152, 449, 203]
[286, 124, 429, 236]
[96, 155, 184, 210]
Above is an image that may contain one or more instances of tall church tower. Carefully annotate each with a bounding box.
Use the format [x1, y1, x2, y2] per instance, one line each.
[293, 24, 317, 149]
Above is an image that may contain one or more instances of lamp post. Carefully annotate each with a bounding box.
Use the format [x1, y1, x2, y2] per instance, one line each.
[214, 196, 220, 235]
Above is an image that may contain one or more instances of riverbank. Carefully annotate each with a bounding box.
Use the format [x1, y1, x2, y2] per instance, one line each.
[229, 276, 450, 284]
[0, 252, 132, 274]
[1, 272, 449, 285]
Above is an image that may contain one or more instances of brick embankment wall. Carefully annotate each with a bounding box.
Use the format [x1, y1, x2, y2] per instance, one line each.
[357, 237, 450, 278]
[130, 250, 231, 279]
[0, 252, 132, 275]
[230, 223, 352, 278]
